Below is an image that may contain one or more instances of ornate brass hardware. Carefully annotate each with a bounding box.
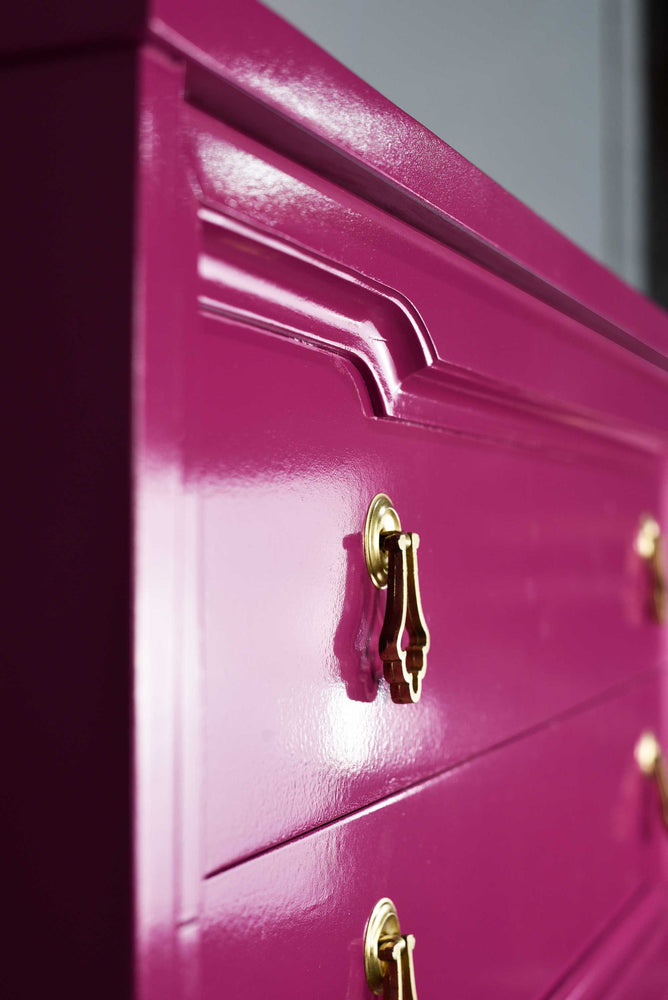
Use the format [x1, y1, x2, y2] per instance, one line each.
[364, 898, 418, 1000]
[364, 494, 430, 704]
[636, 516, 666, 624]
[635, 731, 668, 830]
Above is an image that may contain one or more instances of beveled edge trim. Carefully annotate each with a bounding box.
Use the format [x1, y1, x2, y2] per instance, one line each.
[198, 204, 435, 417]
[197, 205, 667, 456]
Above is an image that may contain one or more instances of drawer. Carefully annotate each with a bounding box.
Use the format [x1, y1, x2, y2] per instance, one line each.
[187, 311, 664, 871]
[200, 675, 663, 1000]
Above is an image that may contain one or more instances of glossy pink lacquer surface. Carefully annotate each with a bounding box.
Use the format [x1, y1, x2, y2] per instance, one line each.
[201, 678, 662, 999]
[6, 2, 668, 999]
[130, 7, 668, 1000]
[192, 305, 663, 871]
[150, 0, 668, 364]
[181, 110, 667, 873]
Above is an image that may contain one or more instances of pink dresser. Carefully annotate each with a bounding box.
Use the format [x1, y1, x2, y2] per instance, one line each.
[5, 3, 668, 998]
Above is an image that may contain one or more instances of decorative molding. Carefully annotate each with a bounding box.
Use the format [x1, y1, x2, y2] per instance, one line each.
[198, 207, 666, 456]
[152, 14, 668, 372]
[199, 206, 435, 416]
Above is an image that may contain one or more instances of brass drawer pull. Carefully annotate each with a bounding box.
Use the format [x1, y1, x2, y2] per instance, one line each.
[635, 731, 668, 829]
[364, 898, 418, 1000]
[636, 516, 666, 624]
[364, 494, 430, 704]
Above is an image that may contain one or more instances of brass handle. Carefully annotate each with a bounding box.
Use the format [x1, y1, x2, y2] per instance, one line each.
[635, 731, 668, 829]
[364, 898, 418, 1000]
[636, 516, 666, 624]
[364, 494, 430, 704]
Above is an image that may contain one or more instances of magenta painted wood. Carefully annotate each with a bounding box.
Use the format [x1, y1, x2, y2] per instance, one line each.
[148, 0, 668, 366]
[7, 3, 668, 1000]
[550, 888, 668, 999]
[606, 920, 668, 1000]
[132, 10, 668, 1000]
[171, 77, 667, 874]
[200, 678, 663, 1000]
[191, 141, 668, 452]
[191, 278, 664, 872]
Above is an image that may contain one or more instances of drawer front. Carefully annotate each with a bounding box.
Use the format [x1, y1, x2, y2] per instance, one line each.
[201, 675, 662, 1000]
[167, 106, 668, 873]
[189, 310, 663, 871]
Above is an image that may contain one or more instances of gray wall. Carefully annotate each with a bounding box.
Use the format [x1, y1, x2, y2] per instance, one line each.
[264, 0, 646, 291]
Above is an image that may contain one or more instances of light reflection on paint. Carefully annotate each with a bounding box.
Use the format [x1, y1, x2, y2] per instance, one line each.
[199, 252, 400, 409]
[197, 138, 337, 221]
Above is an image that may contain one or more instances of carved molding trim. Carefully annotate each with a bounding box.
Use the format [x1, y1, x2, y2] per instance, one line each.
[198, 207, 666, 456]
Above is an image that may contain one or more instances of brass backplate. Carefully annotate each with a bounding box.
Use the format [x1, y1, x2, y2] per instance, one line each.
[364, 898, 401, 994]
[364, 494, 402, 589]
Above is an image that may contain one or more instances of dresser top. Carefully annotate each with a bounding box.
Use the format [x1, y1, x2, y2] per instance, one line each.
[8, 0, 668, 362]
